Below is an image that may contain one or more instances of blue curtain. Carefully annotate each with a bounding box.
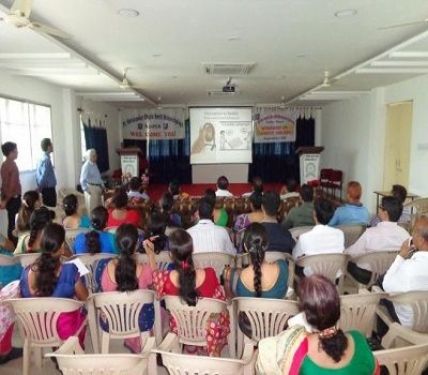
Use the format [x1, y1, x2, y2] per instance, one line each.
[123, 119, 191, 183]
[249, 116, 315, 183]
[83, 119, 110, 173]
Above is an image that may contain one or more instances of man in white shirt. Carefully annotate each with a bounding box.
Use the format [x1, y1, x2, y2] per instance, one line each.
[292, 198, 344, 276]
[382, 216, 428, 328]
[347, 196, 410, 284]
[187, 197, 236, 255]
[215, 176, 233, 197]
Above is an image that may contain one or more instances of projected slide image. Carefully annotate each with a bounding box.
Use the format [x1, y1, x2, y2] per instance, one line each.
[219, 122, 251, 151]
[190, 108, 253, 164]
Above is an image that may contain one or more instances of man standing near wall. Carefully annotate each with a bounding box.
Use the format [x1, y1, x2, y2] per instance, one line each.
[36, 138, 57, 207]
[0, 142, 21, 244]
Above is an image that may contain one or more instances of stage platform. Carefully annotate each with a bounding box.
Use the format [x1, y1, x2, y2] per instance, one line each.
[146, 183, 283, 202]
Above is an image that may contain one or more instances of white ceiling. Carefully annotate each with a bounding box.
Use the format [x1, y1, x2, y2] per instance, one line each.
[1, 0, 428, 107]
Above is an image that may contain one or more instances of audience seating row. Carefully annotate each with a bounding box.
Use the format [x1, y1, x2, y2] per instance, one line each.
[7, 288, 428, 374]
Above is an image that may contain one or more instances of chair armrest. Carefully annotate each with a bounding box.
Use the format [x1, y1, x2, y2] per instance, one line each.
[156, 333, 180, 352]
[382, 322, 428, 348]
[45, 336, 83, 357]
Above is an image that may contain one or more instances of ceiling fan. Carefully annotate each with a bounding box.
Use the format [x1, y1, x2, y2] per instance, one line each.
[0, 0, 69, 38]
[378, 18, 428, 30]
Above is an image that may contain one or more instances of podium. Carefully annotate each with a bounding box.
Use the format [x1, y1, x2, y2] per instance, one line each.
[296, 146, 324, 184]
[116, 148, 143, 181]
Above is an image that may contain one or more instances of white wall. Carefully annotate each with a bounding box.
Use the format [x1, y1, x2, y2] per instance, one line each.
[76, 98, 121, 173]
[321, 94, 373, 206]
[321, 73, 428, 213]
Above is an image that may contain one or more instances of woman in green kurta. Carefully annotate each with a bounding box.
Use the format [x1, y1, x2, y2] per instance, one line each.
[256, 275, 379, 375]
[204, 188, 229, 227]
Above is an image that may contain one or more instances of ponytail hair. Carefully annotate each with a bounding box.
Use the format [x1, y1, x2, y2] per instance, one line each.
[63, 194, 78, 216]
[85, 206, 108, 254]
[298, 275, 348, 363]
[28, 207, 55, 251]
[115, 224, 138, 292]
[33, 223, 65, 296]
[169, 229, 197, 306]
[17, 190, 40, 232]
[243, 223, 268, 298]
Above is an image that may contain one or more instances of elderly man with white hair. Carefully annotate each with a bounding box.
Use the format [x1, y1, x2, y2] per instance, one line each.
[80, 149, 104, 213]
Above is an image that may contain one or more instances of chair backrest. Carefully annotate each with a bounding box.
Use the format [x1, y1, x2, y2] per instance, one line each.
[351, 250, 399, 287]
[135, 252, 172, 271]
[15, 252, 41, 268]
[295, 253, 348, 283]
[7, 297, 85, 346]
[374, 343, 428, 375]
[193, 252, 235, 278]
[163, 296, 227, 346]
[92, 290, 155, 338]
[388, 291, 428, 333]
[73, 253, 114, 292]
[157, 350, 250, 375]
[47, 336, 150, 375]
[339, 292, 382, 336]
[234, 297, 299, 341]
[338, 225, 366, 248]
[0, 253, 20, 266]
[289, 226, 313, 241]
[65, 228, 90, 249]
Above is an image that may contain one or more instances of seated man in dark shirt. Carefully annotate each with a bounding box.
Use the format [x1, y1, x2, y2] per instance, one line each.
[261, 191, 295, 253]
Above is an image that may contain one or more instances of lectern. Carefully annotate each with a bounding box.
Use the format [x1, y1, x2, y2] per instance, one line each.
[116, 148, 143, 181]
[296, 146, 324, 184]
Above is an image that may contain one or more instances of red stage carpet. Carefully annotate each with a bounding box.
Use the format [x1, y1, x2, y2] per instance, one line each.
[147, 183, 283, 202]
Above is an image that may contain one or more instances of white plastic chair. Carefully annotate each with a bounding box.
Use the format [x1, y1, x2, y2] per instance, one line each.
[346, 250, 399, 288]
[46, 336, 155, 375]
[289, 225, 313, 241]
[163, 296, 228, 349]
[337, 224, 366, 248]
[65, 228, 90, 250]
[295, 253, 349, 292]
[193, 252, 235, 278]
[89, 290, 161, 353]
[0, 253, 20, 266]
[15, 252, 41, 268]
[376, 291, 428, 348]
[7, 297, 87, 375]
[374, 343, 428, 375]
[233, 297, 299, 358]
[150, 333, 257, 375]
[339, 291, 382, 337]
[135, 251, 172, 270]
[73, 253, 114, 293]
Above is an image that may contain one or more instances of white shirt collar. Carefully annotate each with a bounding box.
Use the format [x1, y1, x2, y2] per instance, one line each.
[198, 219, 214, 225]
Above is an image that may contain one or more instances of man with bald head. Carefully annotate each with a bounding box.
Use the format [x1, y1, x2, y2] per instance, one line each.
[383, 216, 428, 328]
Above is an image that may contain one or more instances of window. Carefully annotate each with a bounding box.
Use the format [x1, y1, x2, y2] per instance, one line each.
[0, 97, 52, 171]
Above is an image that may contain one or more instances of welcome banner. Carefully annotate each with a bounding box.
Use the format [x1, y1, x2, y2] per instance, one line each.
[253, 108, 299, 143]
[121, 108, 186, 140]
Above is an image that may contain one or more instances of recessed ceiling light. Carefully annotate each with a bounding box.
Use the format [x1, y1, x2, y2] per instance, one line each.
[117, 8, 140, 17]
[334, 9, 357, 18]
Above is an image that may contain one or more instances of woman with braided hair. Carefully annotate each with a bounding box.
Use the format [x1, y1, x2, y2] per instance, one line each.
[147, 229, 229, 357]
[256, 275, 378, 375]
[19, 223, 88, 346]
[14, 207, 56, 255]
[223, 223, 289, 299]
[99, 224, 153, 352]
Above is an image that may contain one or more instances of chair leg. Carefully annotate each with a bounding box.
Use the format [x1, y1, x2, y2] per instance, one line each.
[101, 332, 109, 354]
[22, 339, 30, 375]
[33, 347, 42, 370]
